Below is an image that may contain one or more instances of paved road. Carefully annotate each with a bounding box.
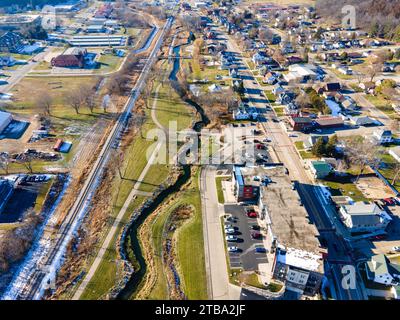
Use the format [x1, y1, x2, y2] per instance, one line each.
[215, 21, 369, 300]
[201, 166, 241, 300]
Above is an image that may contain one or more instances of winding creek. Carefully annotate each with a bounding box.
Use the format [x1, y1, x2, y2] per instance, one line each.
[116, 43, 209, 299]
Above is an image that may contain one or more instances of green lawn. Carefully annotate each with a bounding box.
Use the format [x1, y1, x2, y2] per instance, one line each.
[215, 177, 228, 204]
[273, 107, 284, 117]
[299, 150, 315, 159]
[295, 141, 305, 150]
[365, 95, 399, 120]
[95, 54, 124, 74]
[322, 175, 368, 202]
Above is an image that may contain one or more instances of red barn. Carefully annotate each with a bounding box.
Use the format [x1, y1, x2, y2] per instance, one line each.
[51, 48, 87, 68]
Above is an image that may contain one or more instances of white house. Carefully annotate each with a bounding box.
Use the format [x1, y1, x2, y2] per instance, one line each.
[366, 254, 400, 286]
[339, 202, 392, 235]
[373, 129, 392, 145]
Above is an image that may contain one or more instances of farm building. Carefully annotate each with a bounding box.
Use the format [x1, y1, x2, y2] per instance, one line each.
[51, 47, 87, 68]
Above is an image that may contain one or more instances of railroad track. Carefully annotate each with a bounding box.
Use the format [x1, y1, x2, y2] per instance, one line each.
[13, 16, 174, 301]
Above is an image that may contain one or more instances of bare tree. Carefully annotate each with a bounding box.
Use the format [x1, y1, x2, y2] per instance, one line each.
[0, 153, 10, 174]
[65, 89, 85, 114]
[36, 91, 53, 116]
[343, 137, 382, 182]
[19, 155, 34, 174]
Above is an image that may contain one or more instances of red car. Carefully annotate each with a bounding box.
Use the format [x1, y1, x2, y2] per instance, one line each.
[251, 231, 262, 239]
[384, 198, 395, 206]
[247, 212, 257, 218]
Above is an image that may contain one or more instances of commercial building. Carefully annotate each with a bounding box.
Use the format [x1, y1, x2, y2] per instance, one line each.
[284, 64, 319, 83]
[289, 116, 313, 131]
[314, 116, 344, 129]
[231, 165, 261, 202]
[338, 202, 392, 236]
[0, 110, 12, 133]
[0, 15, 41, 31]
[272, 247, 324, 297]
[256, 165, 324, 297]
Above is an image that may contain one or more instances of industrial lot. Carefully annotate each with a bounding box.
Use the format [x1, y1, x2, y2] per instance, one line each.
[0, 0, 400, 303]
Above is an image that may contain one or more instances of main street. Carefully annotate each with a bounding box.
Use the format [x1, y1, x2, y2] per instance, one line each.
[212, 21, 368, 300]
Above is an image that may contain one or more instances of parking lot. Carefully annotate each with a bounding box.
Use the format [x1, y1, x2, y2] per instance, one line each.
[223, 204, 268, 270]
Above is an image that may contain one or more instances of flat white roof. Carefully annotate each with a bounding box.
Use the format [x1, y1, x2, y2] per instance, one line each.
[277, 247, 322, 272]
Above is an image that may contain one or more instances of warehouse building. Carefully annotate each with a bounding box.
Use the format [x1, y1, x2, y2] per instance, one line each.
[0, 110, 12, 133]
[68, 35, 127, 47]
[0, 179, 13, 214]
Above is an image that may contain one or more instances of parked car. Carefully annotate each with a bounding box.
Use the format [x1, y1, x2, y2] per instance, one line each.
[247, 212, 257, 218]
[225, 228, 236, 235]
[228, 246, 239, 253]
[251, 225, 261, 231]
[224, 224, 233, 229]
[251, 231, 262, 239]
[384, 198, 395, 206]
[392, 246, 400, 252]
[255, 246, 267, 253]
[226, 235, 238, 242]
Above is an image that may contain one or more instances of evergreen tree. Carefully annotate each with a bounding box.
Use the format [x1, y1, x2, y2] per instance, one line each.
[312, 137, 326, 157]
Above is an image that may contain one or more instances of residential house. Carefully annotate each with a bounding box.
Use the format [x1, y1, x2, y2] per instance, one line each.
[373, 129, 392, 145]
[359, 81, 376, 94]
[284, 103, 300, 116]
[350, 116, 376, 127]
[278, 91, 296, 105]
[365, 254, 400, 286]
[0, 31, 24, 53]
[338, 202, 392, 235]
[325, 82, 341, 92]
[303, 135, 329, 151]
[338, 65, 353, 75]
[310, 160, 333, 179]
[272, 84, 285, 95]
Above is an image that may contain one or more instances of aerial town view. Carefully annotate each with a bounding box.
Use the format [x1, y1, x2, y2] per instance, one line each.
[0, 0, 399, 308]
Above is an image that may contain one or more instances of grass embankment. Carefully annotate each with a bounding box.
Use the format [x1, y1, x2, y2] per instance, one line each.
[322, 175, 368, 202]
[378, 153, 400, 190]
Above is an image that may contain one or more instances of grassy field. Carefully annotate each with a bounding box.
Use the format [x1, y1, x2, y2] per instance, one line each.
[295, 141, 305, 150]
[95, 54, 124, 74]
[365, 95, 399, 120]
[322, 175, 368, 202]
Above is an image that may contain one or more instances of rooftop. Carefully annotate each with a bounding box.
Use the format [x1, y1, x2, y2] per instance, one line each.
[276, 247, 322, 272]
[259, 166, 320, 254]
[341, 202, 382, 216]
